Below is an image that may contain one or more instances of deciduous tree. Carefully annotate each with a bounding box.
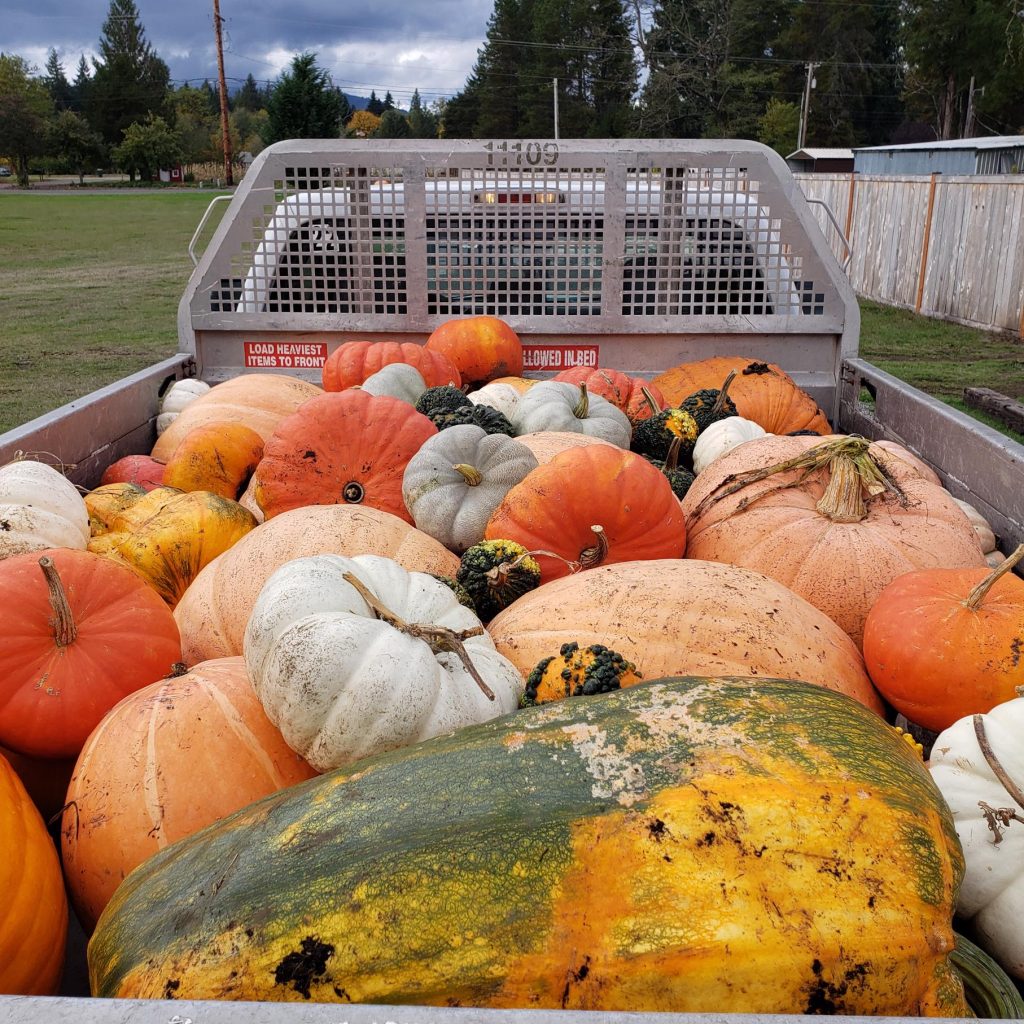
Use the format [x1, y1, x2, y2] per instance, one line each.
[112, 113, 182, 180]
[0, 54, 54, 185]
[50, 109, 104, 183]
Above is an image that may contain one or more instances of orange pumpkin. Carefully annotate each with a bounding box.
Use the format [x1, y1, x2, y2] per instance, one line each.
[321, 340, 461, 392]
[99, 454, 165, 491]
[174, 505, 460, 664]
[488, 559, 882, 714]
[151, 373, 322, 461]
[0, 549, 182, 758]
[162, 421, 265, 500]
[252, 390, 437, 523]
[0, 751, 67, 995]
[425, 316, 523, 387]
[682, 434, 986, 646]
[862, 545, 1024, 731]
[61, 657, 316, 932]
[653, 356, 831, 434]
[554, 367, 664, 423]
[485, 445, 687, 582]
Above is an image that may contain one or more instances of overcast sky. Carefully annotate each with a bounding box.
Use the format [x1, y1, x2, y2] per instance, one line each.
[4, 0, 494, 104]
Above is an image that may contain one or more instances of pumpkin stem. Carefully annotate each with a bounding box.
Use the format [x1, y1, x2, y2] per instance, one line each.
[166, 662, 189, 678]
[38, 556, 77, 647]
[488, 547, 580, 586]
[640, 386, 662, 416]
[453, 463, 483, 487]
[710, 370, 737, 417]
[341, 571, 496, 701]
[664, 436, 682, 473]
[963, 544, 1024, 611]
[578, 524, 609, 569]
[973, 714, 1024, 814]
[572, 383, 590, 420]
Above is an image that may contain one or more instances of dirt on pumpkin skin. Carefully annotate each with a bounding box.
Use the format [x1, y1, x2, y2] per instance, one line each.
[274, 936, 336, 999]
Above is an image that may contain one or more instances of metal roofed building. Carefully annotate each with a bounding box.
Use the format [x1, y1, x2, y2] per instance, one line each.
[853, 136, 1024, 175]
[785, 147, 854, 173]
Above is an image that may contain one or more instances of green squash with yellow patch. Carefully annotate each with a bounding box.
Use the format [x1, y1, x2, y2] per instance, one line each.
[89, 676, 968, 1016]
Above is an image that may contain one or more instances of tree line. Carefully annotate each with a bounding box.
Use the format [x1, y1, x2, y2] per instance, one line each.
[2, 0, 1022, 187]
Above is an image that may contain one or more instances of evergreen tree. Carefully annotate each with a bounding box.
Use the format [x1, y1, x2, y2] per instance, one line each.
[199, 79, 220, 115]
[366, 89, 385, 115]
[439, 77, 481, 138]
[88, 0, 171, 145]
[43, 49, 74, 111]
[377, 108, 411, 137]
[407, 88, 438, 137]
[235, 73, 265, 111]
[471, 0, 534, 137]
[72, 55, 91, 113]
[382, 90, 395, 111]
[262, 52, 350, 143]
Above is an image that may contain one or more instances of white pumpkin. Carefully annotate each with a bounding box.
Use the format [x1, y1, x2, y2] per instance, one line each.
[467, 382, 522, 421]
[929, 698, 1024, 979]
[692, 416, 767, 474]
[402, 425, 539, 554]
[359, 363, 428, 405]
[156, 378, 212, 436]
[954, 498, 998, 555]
[511, 381, 631, 447]
[243, 553, 523, 771]
[0, 460, 90, 560]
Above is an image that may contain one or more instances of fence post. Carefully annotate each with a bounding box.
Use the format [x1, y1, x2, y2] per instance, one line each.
[844, 171, 857, 241]
[915, 172, 940, 313]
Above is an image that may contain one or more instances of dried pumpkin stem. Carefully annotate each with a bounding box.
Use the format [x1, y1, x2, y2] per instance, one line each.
[963, 544, 1024, 611]
[341, 571, 495, 701]
[38, 556, 77, 647]
[973, 714, 1024, 812]
[572, 382, 590, 420]
[578, 524, 610, 569]
[453, 464, 483, 487]
[664, 435, 682, 473]
[710, 370, 738, 417]
[640, 386, 662, 416]
[488, 548, 581, 588]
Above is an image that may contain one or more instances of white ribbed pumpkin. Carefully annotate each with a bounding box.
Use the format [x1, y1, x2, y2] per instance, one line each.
[954, 498, 997, 555]
[359, 363, 428, 405]
[243, 553, 523, 771]
[467, 382, 522, 421]
[402, 425, 539, 553]
[156, 379, 212, 436]
[692, 416, 767, 474]
[929, 697, 1024, 979]
[511, 381, 631, 447]
[0, 460, 90, 560]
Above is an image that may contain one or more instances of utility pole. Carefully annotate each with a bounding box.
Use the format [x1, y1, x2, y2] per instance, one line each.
[553, 78, 559, 141]
[212, 0, 233, 186]
[797, 61, 819, 150]
[963, 76, 983, 138]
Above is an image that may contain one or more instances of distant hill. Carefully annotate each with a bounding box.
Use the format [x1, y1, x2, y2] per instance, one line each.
[345, 93, 369, 111]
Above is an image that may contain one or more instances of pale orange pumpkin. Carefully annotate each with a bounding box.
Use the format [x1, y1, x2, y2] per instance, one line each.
[162, 421, 265, 500]
[653, 357, 831, 434]
[682, 434, 986, 646]
[173, 504, 461, 664]
[515, 431, 614, 465]
[488, 558, 882, 714]
[61, 657, 316, 932]
[0, 752, 67, 994]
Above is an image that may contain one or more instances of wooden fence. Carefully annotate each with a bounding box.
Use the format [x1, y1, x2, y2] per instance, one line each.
[795, 172, 1024, 337]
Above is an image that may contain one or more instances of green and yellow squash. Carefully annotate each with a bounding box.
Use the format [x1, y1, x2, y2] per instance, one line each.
[89, 676, 968, 1015]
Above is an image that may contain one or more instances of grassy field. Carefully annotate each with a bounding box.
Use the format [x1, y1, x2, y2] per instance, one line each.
[1, 192, 1022, 441]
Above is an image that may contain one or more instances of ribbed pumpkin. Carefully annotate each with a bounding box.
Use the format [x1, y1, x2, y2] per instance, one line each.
[488, 559, 882, 713]
[61, 657, 316, 932]
[552, 368, 664, 423]
[156, 377, 211, 436]
[85, 482, 148, 535]
[251, 390, 437, 523]
[485, 445, 686, 582]
[322, 340, 461, 392]
[89, 676, 966, 1016]
[512, 381, 632, 447]
[0, 458, 90, 560]
[0, 549, 182, 758]
[425, 316, 523, 388]
[151, 374, 322, 461]
[653, 357, 831, 435]
[682, 434, 986, 646]
[0, 751, 67, 995]
[161, 421, 264, 501]
[862, 545, 1024, 732]
[173, 505, 460, 664]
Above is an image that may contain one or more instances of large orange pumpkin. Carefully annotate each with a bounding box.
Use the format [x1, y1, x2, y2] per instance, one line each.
[0, 751, 67, 995]
[321, 340, 461, 392]
[425, 316, 523, 387]
[251, 390, 437, 523]
[152, 374, 322, 461]
[485, 445, 687, 582]
[653, 356, 831, 434]
[0, 549, 182, 758]
[682, 434, 986, 646]
[488, 558, 882, 714]
[862, 545, 1024, 731]
[554, 367, 664, 423]
[61, 657, 316, 932]
[173, 505, 460, 664]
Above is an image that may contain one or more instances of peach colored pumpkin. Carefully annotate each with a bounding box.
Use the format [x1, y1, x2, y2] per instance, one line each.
[871, 440, 942, 486]
[681, 434, 986, 646]
[173, 505, 461, 664]
[152, 374, 322, 461]
[488, 558, 882, 714]
[61, 657, 316, 932]
[515, 431, 613, 465]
